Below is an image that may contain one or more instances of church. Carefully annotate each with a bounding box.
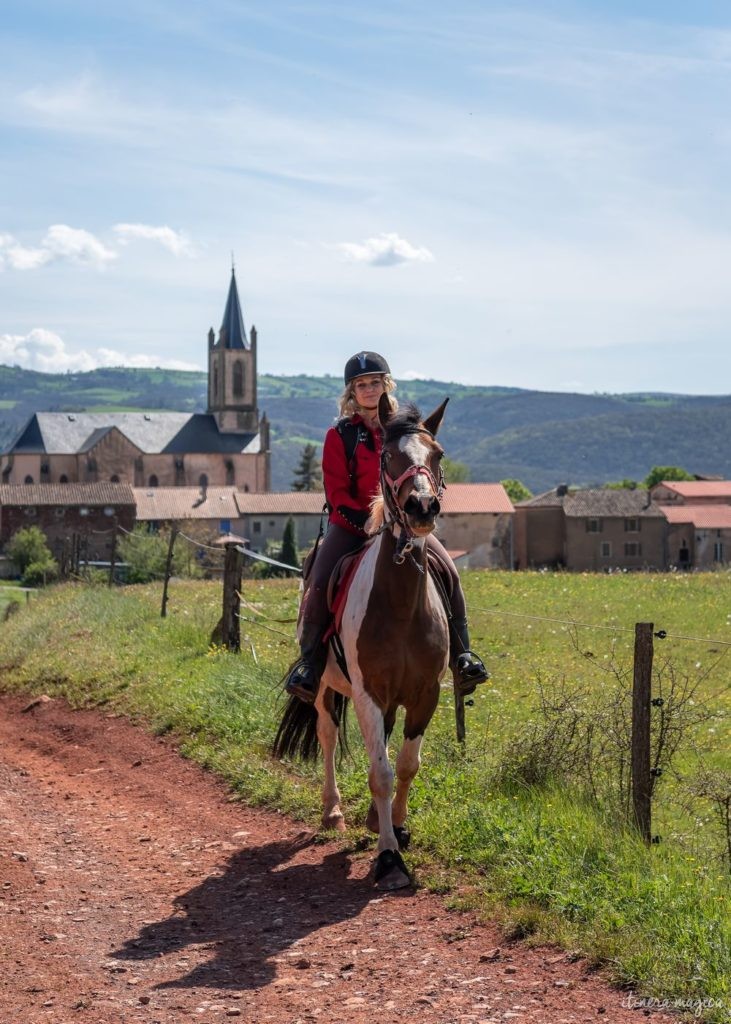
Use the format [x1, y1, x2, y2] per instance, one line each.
[0, 270, 270, 492]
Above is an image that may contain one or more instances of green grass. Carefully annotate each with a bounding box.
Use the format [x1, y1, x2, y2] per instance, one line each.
[0, 573, 730, 1019]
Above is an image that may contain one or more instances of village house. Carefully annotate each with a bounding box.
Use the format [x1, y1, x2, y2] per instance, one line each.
[650, 480, 731, 568]
[0, 269, 270, 492]
[0, 482, 136, 574]
[514, 487, 666, 571]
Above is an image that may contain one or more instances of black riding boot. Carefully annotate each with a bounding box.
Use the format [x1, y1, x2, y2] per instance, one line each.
[449, 616, 490, 696]
[284, 620, 328, 704]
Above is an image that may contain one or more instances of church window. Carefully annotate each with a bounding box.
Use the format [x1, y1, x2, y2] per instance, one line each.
[233, 360, 244, 397]
[225, 460, 234, 485]
[213, 365, 219, 400]
[24, 475, 33, 484]
[59, 475, 68, 483]
[199, 473, 209, 488]
[148, 475, 158, 487]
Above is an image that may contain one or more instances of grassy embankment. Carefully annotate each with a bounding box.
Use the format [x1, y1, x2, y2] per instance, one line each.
[0, 572, 729, 1019]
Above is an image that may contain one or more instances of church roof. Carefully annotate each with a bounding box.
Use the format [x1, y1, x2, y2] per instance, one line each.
[6, 412, 261, 456]
[219, 268, 248, 350]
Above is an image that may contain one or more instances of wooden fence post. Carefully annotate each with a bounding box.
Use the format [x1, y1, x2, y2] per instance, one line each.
[160, 524, 179, 619]
[108, 519, 118, 588]
[220, 541, 242, 652]
[631, 621, 654, 843]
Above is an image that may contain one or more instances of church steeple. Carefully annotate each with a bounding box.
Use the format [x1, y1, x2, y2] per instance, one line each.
[207, 265, 259, 433]
[218, 267, 248, 350]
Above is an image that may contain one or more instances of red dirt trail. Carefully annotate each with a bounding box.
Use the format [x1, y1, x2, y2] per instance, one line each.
[0, 694, 674, 1024]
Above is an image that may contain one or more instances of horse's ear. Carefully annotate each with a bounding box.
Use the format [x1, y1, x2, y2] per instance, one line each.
[422, 397, 449, 437]
[378, 391, 394, 426]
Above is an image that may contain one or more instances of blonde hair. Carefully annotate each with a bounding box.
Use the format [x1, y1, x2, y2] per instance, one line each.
[338, 373, 398, 418]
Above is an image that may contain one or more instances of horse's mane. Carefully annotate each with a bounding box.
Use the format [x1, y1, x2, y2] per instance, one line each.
[366, 494, 385, 535]
[382, 403, 424, 444]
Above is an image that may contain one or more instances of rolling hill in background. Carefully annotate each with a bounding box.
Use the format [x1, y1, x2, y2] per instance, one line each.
[0, 365, 729, 493]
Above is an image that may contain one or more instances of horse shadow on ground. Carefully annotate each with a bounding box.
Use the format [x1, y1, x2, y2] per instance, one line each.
[110, 832, 400, 992]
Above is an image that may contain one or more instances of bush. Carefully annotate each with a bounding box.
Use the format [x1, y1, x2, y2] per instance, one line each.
[118, 526, 201, 584]
[22, 559, 59, 587]
[8, 526, 54, 575]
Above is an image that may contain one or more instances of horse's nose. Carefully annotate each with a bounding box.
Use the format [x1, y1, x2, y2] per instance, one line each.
[404, 493, 440, 518]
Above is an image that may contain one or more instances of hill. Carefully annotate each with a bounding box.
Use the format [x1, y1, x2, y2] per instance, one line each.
[0, 364, 729, 491]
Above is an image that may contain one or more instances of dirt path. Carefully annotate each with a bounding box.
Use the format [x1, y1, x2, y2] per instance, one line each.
[0, 694, 674, 1024]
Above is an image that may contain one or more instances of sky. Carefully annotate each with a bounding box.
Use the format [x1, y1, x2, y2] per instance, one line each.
[2, 1, 731, 393]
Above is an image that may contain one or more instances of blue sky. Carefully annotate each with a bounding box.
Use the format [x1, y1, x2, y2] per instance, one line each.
[2, 1, 731, 393]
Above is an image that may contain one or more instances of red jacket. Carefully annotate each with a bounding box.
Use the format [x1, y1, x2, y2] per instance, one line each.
[322, 414, 382, 535]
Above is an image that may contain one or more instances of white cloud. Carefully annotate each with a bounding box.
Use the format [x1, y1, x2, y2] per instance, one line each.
[113, 223, 195, 257]
[0, 225, 115, 271]
[0, 329, 199, 373]
[335, 232, 435, 267]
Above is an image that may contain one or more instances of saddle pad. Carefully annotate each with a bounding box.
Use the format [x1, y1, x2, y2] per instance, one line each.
[324, 547, 368, 642]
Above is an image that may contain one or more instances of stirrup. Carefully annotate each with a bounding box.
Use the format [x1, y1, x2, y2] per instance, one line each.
[454, 651, 490, 696]
[285, 660, 320, 704]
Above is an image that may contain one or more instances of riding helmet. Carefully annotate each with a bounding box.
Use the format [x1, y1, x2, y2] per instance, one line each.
[344, 351, 391, 384]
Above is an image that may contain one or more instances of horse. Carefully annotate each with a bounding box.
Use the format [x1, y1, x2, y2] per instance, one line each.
[273, 393, 451, 891]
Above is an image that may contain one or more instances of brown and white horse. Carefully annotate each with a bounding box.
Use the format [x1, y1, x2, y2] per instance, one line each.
[273, 394, 451, 890]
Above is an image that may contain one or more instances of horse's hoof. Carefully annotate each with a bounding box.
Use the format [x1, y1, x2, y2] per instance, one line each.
[374, 849, 411, 891]
[322, 812, 346, 832]
[393, 825, 411, 851]
[365, 801, 380, 834]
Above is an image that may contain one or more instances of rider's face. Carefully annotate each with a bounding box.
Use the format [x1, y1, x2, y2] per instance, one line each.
[353, 375, 386, 410]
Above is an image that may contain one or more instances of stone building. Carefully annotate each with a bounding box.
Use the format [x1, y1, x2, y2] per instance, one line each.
[0, 270, 270, 491]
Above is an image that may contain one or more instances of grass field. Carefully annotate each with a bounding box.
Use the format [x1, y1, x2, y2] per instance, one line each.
[0, 572, 729, 1019]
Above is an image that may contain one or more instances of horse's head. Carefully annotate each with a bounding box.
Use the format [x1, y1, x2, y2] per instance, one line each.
[377, 394, 448, 538]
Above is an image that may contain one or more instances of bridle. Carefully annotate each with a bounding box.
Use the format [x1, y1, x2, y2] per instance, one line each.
[379, 429, 446, 569]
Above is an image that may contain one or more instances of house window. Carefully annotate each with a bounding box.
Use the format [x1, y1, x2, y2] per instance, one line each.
[253, 521, 261, 534]
[59, 475, 68, 484]
[148, 474, 158, 488]
[220, 519, 231, 534]
[714, 541, 724, 563]
[24, 506, 37, 517]
[600, 541, 612, 558]
[624, 518, 640, 532]
[586, 518, 602, 533]
[24, 475, 33, 484]
[110, 474, 120, 483]
[624, 542, 642, 557]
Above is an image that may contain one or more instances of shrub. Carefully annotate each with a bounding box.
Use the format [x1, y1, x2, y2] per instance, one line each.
[22, 558, 59, 587]
[8, 526, 54, 575]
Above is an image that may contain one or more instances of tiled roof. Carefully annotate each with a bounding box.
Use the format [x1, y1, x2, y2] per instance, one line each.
[133, 487, 240, 521]
[563, 489, 663, 518]
[7, 413, 260, 456]
[653, 481, 731, 499]
[661, 505, 731, 528]
[0, 482, 135, 506]
[235, 492, 327, 514]
[440, 483, 514, 514]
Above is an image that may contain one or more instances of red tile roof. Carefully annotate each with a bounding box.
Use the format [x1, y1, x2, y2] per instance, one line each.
[440, 483, 514, 514]
[654, 481, 731, 499]
[661, 505, 731, 528]
[133, 487, 240, 520]
[235, 492, 326, 515]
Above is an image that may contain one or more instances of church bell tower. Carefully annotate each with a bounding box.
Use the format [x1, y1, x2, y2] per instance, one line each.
[207, 267, 259, 434]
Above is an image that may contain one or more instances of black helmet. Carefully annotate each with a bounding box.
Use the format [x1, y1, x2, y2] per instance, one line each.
[344, 351, 391, 384]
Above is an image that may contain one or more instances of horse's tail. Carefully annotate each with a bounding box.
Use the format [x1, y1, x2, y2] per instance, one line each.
[271, 691, 350, 763]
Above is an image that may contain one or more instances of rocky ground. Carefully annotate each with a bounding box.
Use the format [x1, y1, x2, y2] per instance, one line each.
[0, 694, 675, 1024]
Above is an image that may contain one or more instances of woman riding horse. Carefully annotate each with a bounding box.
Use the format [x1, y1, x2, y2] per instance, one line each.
[284, 351, 488, 704]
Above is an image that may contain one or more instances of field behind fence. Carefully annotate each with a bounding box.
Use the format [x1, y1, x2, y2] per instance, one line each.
[0, 570, 730, 1017]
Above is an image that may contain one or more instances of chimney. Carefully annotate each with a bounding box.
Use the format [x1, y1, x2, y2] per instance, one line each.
[556, 484, 568, 497]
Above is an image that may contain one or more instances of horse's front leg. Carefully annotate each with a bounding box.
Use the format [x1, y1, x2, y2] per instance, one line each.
[315, 687, 345, 832]
[353, 690, 410, 890]
[392, 734, 423, 829]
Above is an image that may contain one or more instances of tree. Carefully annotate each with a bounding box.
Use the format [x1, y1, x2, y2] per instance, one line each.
[279, 517, 300, 577]
[605, 479, 639, 490]
[7, 526, 56, 580]
[292, 444, 323, 491]
[644, 466, 695, 488]
[118, 526, 199, 584]
[501, 478, 533, 504]
[442, 457, 470, 483]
